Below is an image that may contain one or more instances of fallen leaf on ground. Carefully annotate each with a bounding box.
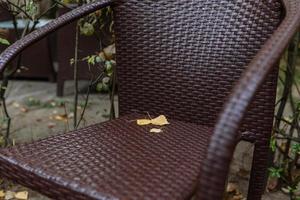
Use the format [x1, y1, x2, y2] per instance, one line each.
[0, 190, 5, 198]
[267, 177, 278, 191]
[54, 114, 68, 122]
[232, 194, 243, 200]
[14, 191, 28, 200]
[68, 112, 74, 119]
[20, 107, 28, 113]
[4, 191, 15, 200]
[226, 182, 238, 193]
[150, 128, 163, 133]
[225, 182, 244, 200]
[12, 102, 20, 108]
[281, 187, 290, 194]
[136, 115, 169, 126]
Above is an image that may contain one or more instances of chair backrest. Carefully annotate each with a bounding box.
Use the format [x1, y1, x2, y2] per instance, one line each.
[113, 0, 283, 134]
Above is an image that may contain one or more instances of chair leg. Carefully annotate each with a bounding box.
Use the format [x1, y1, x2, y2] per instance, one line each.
[247, 141, 269, 200]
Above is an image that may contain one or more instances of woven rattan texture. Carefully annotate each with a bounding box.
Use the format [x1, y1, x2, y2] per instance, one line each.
[196, 0, 300, 199]
[0, 114, 212, 200]
[0, 0, 299, 199]
[115, 0, 282, 133]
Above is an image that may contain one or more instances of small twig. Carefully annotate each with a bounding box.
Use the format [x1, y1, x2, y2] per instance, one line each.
[63, 102, 70, 131]
[73, 22, 80, 129]
[76, 78, 93, 129]
[109, 64, 116, 120]
[6, 0, 32, 20]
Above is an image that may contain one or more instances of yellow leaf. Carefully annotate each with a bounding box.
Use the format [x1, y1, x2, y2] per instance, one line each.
[137, 119, 151, 125]
[150, 128, 163, 133]
[14, 191, 28, 200]
[54, 114, 68, 122]
[150, 115, 169, 126]
[136, 115, 170, 126]
[5, 191, 15, 199]
[0, 190, 5, 198]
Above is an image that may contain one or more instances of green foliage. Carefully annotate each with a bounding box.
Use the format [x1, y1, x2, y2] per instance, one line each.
[269, 167, 283, 178]
[271, 32, 300, 200]
[270, 136, 277, 152]
[292, 143, 300, 154]
[24, 97, 41, 107]
[0, 38, 10, 46]
[80, 22, 95, 36]
[25, 0, 39, 18]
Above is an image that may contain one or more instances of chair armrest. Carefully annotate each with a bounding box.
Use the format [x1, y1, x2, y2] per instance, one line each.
[0, 0, 113, 73]
[196, 0, 300, 199]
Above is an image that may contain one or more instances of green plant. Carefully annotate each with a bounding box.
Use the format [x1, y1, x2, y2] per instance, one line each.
[0, 0, 60, 146]
[271, 32, 300, 200]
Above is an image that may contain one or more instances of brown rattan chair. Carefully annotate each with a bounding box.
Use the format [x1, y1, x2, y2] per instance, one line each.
[0, 0, 300, 199]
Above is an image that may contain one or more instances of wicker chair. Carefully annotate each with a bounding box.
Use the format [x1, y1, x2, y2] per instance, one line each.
[0, 0, 300, 199]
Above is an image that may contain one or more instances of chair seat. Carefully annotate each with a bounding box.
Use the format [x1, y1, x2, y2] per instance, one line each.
[0, 114, 213, 200]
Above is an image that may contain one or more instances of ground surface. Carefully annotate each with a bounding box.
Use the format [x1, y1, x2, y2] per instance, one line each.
[0, 80, 288, 200]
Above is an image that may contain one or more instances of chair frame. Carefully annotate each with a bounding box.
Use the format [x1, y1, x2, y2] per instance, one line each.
[0, 0, 300, 199]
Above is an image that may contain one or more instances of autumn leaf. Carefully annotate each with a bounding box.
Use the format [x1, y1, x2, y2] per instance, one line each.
[137, 119, 151, 125]
[136, 115, 169, 126]
[0, 190, 5, 198]
[226, 182, 238, 193]
[150, 115, 169, 126]
[4, 191, 15, 199]
[150, 128, 163, 133]
[20, 107, 28, 113]
[54, 114, 68, 122]
[15, 191, 28, 200]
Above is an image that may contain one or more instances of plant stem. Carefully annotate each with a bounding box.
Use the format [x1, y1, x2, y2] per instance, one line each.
[109, 64, 116, 120]
[73, 22, 80, 129]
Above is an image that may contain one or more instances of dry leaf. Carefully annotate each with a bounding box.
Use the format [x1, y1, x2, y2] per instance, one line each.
[68, 112, 74, 119]
[54, 114, 68, 122]
[13, 102, 20, 108]
[14, 191, 28, 200]
[150, 115, 170, 126]
[136, 115, 169, 126]
[137, 119, 151, 125]
[4, 191, 15, 200]
[281, 187, 290, 194]
[20, 107, 28, 113]
[0, 190, 5, 198]
[150, 128, 163, 133]
[103, 44, 116, 60]
[267, 177, 278, 192]
[226, 182, 238, 193]
[232, 194, 243, 200]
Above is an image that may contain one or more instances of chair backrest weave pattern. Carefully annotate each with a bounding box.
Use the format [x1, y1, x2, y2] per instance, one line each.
[114, 0, 283, 134]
